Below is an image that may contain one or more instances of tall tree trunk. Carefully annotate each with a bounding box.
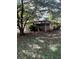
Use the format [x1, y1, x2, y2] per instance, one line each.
[19, 0, 24, 35]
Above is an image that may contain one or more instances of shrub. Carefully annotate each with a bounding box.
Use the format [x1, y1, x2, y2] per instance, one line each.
[29, 24, 38, 31]
[53, 21, 61, 30]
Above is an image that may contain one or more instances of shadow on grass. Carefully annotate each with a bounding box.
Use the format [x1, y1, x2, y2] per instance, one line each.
[17, 30, 61, 59]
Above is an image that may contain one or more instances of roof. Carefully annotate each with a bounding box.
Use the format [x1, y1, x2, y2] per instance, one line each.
[33, 20, 51, 24]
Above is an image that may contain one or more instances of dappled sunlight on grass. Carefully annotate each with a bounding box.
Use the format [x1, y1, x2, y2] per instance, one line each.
[49, 44, 60, 52]
[17, 30, 61, 59]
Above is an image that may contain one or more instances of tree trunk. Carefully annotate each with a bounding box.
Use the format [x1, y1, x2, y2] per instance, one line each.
[19, 0, 24, 36]
[20, 27, 24, 35]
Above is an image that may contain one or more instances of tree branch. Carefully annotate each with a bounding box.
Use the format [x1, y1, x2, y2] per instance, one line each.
[17, 19, 21, 30]
[23, 16, 31, 28]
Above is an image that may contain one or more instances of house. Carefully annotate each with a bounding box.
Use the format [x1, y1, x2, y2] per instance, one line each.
[32, 20, 53, 32]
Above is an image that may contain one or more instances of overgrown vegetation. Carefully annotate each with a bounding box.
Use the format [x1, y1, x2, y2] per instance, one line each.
[17, 0, 61, 59]
[17, 0, 61, 35]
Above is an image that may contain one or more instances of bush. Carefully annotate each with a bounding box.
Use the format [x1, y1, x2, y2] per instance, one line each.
[53, 21, 61, 30]
[29, 24, 38, 31]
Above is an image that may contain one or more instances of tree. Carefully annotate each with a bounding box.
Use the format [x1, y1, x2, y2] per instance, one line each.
[17, 0, 37, 35]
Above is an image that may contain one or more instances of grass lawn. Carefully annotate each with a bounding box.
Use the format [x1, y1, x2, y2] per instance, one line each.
[17, 30, 61, 59]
